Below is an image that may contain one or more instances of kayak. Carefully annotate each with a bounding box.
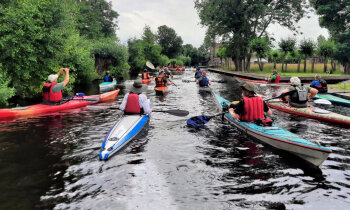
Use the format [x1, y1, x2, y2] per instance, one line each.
[234, 76, 294, 86]
[0, 90, 120, 120]
[99, 80, 117, 92]
[266, 98, 350, 127]
[154, 86, 168, 94]
[314, 93, 350, 107]
[198, 86, 212, 92]
[99, 100, 152, 160]
[142, 79, 152, 84]
[213, 92, 332, 166]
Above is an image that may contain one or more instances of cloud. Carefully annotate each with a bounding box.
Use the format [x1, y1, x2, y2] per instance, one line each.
[111, 0, 329, 48]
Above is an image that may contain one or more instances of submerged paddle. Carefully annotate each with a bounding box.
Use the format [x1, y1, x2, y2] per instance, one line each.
[187, 112, 227, 126]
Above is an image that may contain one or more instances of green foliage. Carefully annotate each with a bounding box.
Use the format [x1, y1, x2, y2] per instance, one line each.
[269, 50, 282, 63]
[299, 39, 315, 57]
[318, 40, 336, 58]
[157, 25, 183, 58]
[76, 0, 119, 39]
[0, 66, 15, 106]
[142, 25, 157, 45]
[249, 37, 270, 59]
[286, 50, 301, 63]
[127, 38, 147, 74]
[279, 38, 297, 55]
[158, 55, 170, 66]
[175, 55, 191, 66]
[334, 32, 350, 74]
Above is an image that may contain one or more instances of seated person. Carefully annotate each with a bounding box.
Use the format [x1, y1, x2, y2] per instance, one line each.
[155, 71, 173, 87]
[119, 81, 152, 115]
[268, 70, 280, 83]
[104, 70, 113, 82]
[42, 68, 70, 104]
[310, 74, 328, 93]
[142, 69, 150, 80]
[196, 72, 212, 87]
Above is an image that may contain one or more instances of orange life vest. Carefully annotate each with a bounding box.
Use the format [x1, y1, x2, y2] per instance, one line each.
[155, 76, 166, 87]
[239, 96, 264, 122]
[42, 82, 62, 102]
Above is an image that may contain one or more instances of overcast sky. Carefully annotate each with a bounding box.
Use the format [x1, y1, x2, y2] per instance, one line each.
[111, 0, 329, 48]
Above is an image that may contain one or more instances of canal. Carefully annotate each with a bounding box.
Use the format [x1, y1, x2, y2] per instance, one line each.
[0, 69, 349, 209]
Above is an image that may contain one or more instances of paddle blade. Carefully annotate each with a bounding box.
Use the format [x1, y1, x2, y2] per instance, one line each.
[313, 99, 332, 105]
[187, 115, 212, 126]
[154, 109, 189, 116]
[146, 61, 155, 70]
[83, 97, 100, 103]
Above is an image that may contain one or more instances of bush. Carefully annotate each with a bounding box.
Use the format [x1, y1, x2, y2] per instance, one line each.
[0, 68, 15, 106]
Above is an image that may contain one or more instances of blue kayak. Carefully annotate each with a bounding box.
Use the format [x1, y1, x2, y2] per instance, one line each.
[99, 80, 117, 92]
[314, 93, 350, 107]
[99, 100, 151, 160]
[213, 91, 332, 166]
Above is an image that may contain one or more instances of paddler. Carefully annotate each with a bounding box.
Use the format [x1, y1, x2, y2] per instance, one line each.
[104, 70, 113, 82]
[142, 69, 150, 80]
[196, 71, 211, 87]
[164, 67, 172, 79]
[42, 68, 70, 104]
[228, 82, 272, 122]
[155, 71, 173, 87]
[267, 69, 280, 83]
[119, 80, 152, 115]
[281, 77, 318, 108]
[310, 74, 328, 93]
[194, 67, 202, 79]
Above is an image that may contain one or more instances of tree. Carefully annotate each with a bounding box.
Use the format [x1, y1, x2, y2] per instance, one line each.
[269, 50, 280, 69]
[195, 0, 306, 71]
[157, 25, 183, 58]
[279, 38, 296, 72]
[249, 37, 270, 71]
[142, 25, 157, 45]
[311, 0, 350, 73]
[318, 40, 335, 73]
[317, 35, 327, 47]
[76, 0, 119, 39]
[299, 39, 315, 72]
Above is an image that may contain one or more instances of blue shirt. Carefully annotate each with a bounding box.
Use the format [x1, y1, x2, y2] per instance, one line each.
[104, 75, 113, 82]
[198, 76, 209, 87]
[310, 80, 321, 88]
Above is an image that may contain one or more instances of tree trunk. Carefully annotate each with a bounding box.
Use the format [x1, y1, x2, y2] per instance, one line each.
[344, 63, 350, 74]
[273, 61, 276, 69]
[331, 60, 336, 73]
[311, 60, 315, 73]
[297, 60, 301, 72]
[303, 57, 307, 72]
[324, 57, 328, 73]
[282, 59, 285, 72]
[285, 62, 288, 72]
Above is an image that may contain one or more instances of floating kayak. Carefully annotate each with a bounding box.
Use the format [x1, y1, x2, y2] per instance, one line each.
[266, 98, 350, 127]
[0, 90, 120, 120]
[154, 86, 168, 93]
[234, 76, 294, 86]
[99, 80, 117, 92]
[142, 79, 152, 84]
[213, 92, 332, 166]
[314, 93, 350, 107]
[99, 100, 152, 160]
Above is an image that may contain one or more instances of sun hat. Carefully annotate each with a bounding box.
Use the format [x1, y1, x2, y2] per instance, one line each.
[240, 82, 256, 93]
[130, 80, 145, 94]
[48, 74, 58, 82]
[290, 77, 301, 86]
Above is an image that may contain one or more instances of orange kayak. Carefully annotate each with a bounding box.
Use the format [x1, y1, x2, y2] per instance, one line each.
[142, 79, 152, 84]
[154, 86, 168, 93]
[0, 89, 120, 120]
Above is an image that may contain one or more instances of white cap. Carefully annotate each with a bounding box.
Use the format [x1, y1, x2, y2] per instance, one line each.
[290, 77, 301, 86]
[48, 74, 58, 82]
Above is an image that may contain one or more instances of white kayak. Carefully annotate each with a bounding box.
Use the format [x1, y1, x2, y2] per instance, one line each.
[99, 100, 151, 160]
[99, 79, 117, 92]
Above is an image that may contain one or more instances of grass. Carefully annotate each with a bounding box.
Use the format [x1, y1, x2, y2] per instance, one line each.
[219, 63, 344, 76]
[329, 84, 350, 91]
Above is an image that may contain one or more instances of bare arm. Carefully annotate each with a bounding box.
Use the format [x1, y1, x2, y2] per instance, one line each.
[62, 68, 70, 87]
[229, 108, 240, 120]
[309, 88, 318, 100]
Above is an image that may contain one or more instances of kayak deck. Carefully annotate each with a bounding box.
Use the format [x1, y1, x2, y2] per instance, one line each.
[266, 98, 350, 127]
[99, 80, 117, 92]
[213, 92, 332, 166]
[314, 93, 350, 107]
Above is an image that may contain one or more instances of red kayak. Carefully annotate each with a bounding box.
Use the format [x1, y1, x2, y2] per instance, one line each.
[235, 76, 310, 86]
[142, 79, 152, 84]
[0, 90, 120, 121]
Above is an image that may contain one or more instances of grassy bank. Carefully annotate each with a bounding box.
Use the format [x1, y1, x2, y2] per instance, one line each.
[329, 84, 350, 91]
[220, 63, 343, 76]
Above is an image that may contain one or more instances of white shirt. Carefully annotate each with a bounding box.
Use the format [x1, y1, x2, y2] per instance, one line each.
[119, 93, 152, 115]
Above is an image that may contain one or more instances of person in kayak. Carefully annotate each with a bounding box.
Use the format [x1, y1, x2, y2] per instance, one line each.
[310, 74, 328, 93]
[267, 70, 280, 83]
[196, 71, 212, 87]
[142, 69, 150, 80]
[281, 77, 318, 108]
[164, 67, 172, 79]
[42, 68, 70, 104]
[120, 80, 152, 115]
[194, 67, 202, 79]
[155, 71, 173, 87]
[228, 82, 272, 121]
[104, 70, 113, 82]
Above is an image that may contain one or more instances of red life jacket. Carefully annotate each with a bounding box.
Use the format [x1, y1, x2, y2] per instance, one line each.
[124, 93, 141, 114]
[239, 96, 265, 122]
[42, 82, 62, 102]
[142, 72, 150, 79]
[155, 76, 166, 87]
[274, 75, 280, 83]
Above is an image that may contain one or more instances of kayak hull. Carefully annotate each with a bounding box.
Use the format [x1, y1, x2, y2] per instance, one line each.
[99, 100, 152, 160]
[314, 93, 350, 107]
[142, 79, 152, 84]
[266, 98, 350, 127]
[213, 92, 332, 166]
[99, 80, 117, 92]
[154, 86, 168, 94]
[0, 90, 120, 120]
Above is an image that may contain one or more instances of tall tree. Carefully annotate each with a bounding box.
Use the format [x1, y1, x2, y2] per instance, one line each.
[157, 25, 183, 58]
[249, 37, 270, 71]
[318, 40, 335, 73]
[311, 0, 350, 73]
[269, 50, 280, 69]
[76, 0, 119, 39]
[299, 39, 315, 73]
[142, 25, 157, 45]
[279, 38, 296, 72]
[195, 0, 306, 71]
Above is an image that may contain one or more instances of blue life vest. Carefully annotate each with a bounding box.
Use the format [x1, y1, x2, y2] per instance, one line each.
[198, 76, 209, 87]
[195, 71, 202, 79]
[104, 74, 113, 82]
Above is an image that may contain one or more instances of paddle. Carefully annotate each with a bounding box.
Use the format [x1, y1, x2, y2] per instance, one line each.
[182, 79, 227, 83]
[86, 105, 189, 116]
[263, 92, 332, 105]
[61, 97, 100, 104]
[147, 61, 176, 87]
[187, 112, 226, 126]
